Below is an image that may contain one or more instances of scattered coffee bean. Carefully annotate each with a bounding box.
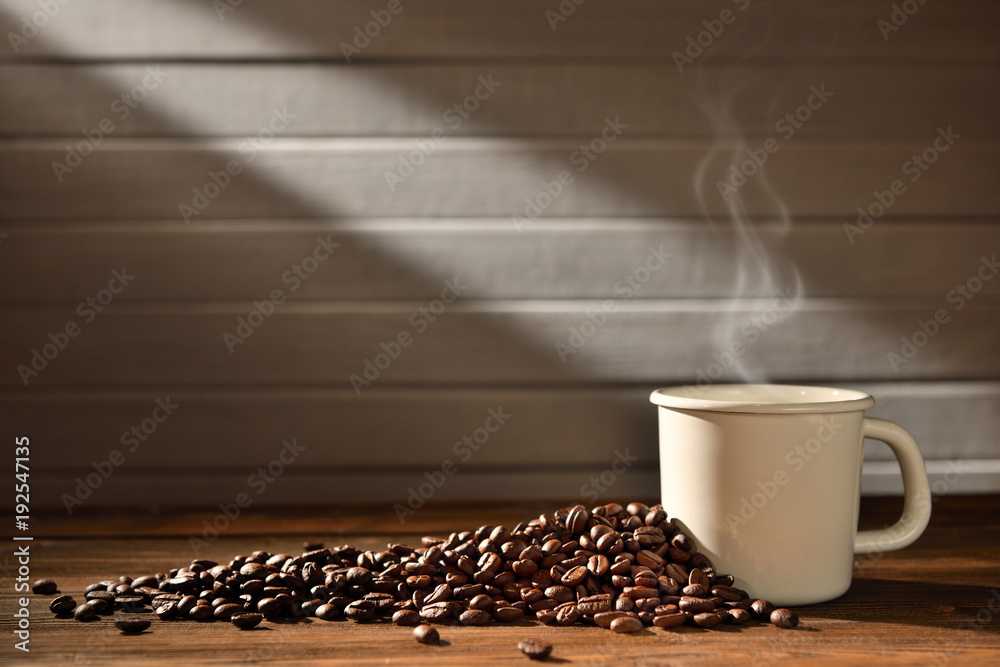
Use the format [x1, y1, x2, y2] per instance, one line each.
[750, 599, 776, 621]
[770, 608, 799, 629]
[693, 612, 723, 628]
[413, 624, 439, 644]
[73, 604, 97, 622]
[610, 615, 644, 633]
[115, 618, 151, 634]
[50, 595, 75, 614]
[518, 638, 553, 660]
[231, 612, 264, 630]
[392, 609, 420, 626]
[32, 579, 58, 595]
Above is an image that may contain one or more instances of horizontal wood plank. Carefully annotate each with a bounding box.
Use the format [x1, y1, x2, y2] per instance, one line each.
[2, 382, 998, 474]
[2, 300, 999, 386]
[1, 139, 995, 219]
[0, 0, 996, 61]
[1, 220, 998, 301]
[2, 64, 997, 138]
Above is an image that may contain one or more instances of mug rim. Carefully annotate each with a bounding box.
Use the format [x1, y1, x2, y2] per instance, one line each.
[650, 384, 875, 414]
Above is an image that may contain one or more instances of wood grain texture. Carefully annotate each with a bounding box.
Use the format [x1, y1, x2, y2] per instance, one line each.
[2, 299, 1000, 386]
[0, 0, 996, 61]
[2, 63, 997, 138]
[2, 382, 999, 471]
[2, 496, 998, 666]
[1, 220, 998, 301]
[0, 139, 995, 219]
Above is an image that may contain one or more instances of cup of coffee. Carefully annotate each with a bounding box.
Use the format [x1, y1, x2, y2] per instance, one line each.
[650, 384, 931, 606]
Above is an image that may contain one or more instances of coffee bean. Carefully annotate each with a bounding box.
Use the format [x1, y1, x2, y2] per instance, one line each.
[50, 595, 75, 614]
[577, 593, 612, 615]
[593, 610, 628, 628]
[726, 608, 751, 625]
[115, 618, 151, 634]
[610, 615, 643, 633]
[189, 604, 214, 621]
[693, 612, 723, 628]
[213, 603, 244, 620]
[392, 609, 420, 626]
[560, 565, 588, 587]
[231, 612, 264, 630]
[413, 624, 439, 644]
[770, 608, 799, 629]
[678, 596, 715, 614]
[493, 605, 525, 623]
[344, 599, 375, 621]
[750, 599, 776, 621]
[32, 579, 58, 595]
[86, 598, 112, 615]
[518, 638, 553, 660]
[653, 612, 687, 628]
[681, 583, 707, 597]
[73, 604, 97, 622]
[459, 609, 491, 626]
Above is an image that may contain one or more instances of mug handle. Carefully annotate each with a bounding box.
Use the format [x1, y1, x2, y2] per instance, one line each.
[855, 418, 932, 554]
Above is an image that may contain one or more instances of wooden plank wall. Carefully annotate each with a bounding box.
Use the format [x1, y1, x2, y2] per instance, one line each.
[1, 0, 998, 512]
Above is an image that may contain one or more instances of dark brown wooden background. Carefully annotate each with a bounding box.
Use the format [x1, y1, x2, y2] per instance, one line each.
[0, 0, 998, 510]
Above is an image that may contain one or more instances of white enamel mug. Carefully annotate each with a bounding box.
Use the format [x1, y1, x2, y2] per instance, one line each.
[650, 384, 931, 606]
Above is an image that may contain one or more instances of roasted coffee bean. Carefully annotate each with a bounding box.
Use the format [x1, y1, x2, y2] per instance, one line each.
[413, 624, 439, 644]
[86, 598, 112, 615]
[73, 604, 97, 622]
[726, 608, 751, 625]
[711, 585, 742, 602]
[314, 603, 341, 621]
[750, 599, 776, 621]
[693, 612, 724, 628]
[610, 615, 644, 633]
[214, 603, 244, 620]
[189, 604, 214, 621]
[560, 565, 588, 587]
[587, 554, 610, 577]
[231, 612, 264, 630]
[343, 599, 375, 621]
[115, 596, 147, 612]
[85, 590, 115, 603]
[679, 596, 715, 614]
[682, 583, 707, 597]
[493, 605, 525, 623]
[114, 618, 151, 634]
[419, 601, 457, 622]
[459, 609, 491, 626]
[577, 594, 612, 615]
[555, 604, 581, 626]
[392, 609, 420, 626]
[518, 638, 553, 660]
[50, 595, 75, 614]
[770, 608, 799, 629]
[653, 612, 688, 628]
[155, 601, 178, 620]
[32, 579, 58, 595]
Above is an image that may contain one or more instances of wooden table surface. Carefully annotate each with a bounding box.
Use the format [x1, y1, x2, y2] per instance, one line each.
[3, 496, 1000, 666]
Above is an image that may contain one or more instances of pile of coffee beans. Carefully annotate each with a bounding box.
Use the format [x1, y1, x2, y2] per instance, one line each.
[43, 501, 799, 639]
